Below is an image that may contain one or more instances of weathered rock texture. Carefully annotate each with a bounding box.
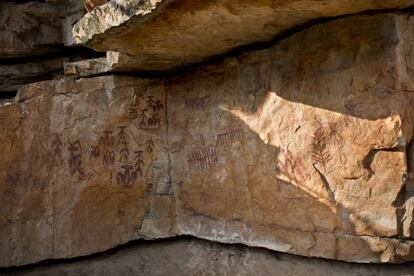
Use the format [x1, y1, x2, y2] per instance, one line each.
[0, 76, 176, 267]
[73, 0, 414, 71]
[0, 0, 94, 94]
[1, 13, 414, 267]
[0, 58, 64, 92]
[64, 51, 134, 77]
[0, 2, 61, 59]
[169, 13, 414, 263]
[2, 238, 414, 276]
[0, 1, 85, 59]
[84, 0, 108, 12]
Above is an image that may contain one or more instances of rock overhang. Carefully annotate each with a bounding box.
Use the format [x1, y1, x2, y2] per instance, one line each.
[72, 0, 414, 72]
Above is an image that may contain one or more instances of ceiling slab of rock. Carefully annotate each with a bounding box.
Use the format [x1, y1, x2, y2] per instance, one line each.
[72, 0, 414, 71]
[2, 13, 414, 267]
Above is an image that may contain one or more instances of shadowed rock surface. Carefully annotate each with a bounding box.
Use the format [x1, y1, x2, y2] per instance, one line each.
[0, 59, 64, 93]
[0, 0, 85, 59]
[0, 0, 98, 94]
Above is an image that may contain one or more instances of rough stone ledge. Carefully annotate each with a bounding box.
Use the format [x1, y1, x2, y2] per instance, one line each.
[0, 230, 413, 269]
[1, 237, 414, 275]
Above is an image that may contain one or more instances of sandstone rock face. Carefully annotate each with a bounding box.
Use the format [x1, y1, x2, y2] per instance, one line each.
[0, 76, 177, 267]
[72, 0, 414, 71]
[169, 13, 414, 263]
[3, 238, 414, 276]
[1, 13, 414, 267]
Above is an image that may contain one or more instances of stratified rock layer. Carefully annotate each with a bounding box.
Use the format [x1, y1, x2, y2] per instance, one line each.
[1, 13, 414, 267]
[73, 0, 414, 71]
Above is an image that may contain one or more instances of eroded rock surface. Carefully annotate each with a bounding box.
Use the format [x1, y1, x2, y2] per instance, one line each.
[0, 76, 177, 267]
[73, 0, 414, 71]
[169, 13, 414, 263]
[1, 13, 414, 267]
[3, 238, 414, 276]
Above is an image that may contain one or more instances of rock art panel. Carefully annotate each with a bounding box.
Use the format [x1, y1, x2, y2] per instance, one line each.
[168, 14, 414, 263]
[0, 77, 175, 267]
[2, 13, 414, 268]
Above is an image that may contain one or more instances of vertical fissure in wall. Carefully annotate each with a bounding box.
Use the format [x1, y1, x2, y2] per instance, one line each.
[405, 139, 414, 237]
[395, 138, 414, 238]
[406, 138, 414, 196]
